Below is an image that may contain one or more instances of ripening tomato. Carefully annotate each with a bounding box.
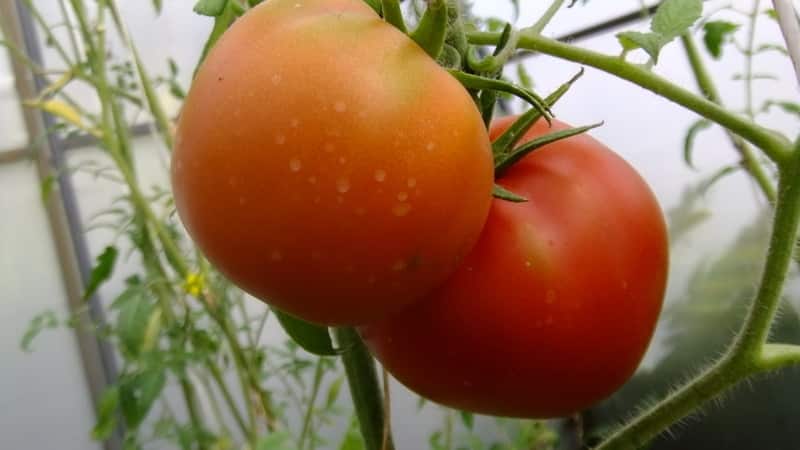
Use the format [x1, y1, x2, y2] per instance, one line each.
[171, 0, 493, 325]
[361, 116, 669, 417]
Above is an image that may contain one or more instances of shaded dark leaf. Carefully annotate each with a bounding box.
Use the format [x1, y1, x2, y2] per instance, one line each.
[83, 246, 118, 301]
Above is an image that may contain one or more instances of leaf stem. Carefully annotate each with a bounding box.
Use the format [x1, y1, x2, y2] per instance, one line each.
[466, 30, 793, 164]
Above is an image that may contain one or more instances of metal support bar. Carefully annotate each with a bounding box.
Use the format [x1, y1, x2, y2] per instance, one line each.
[1, 2, 122, 450]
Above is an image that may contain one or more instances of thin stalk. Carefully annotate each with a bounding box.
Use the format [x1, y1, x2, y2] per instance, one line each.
[333, 328, 394, 450]
[236, 295, 258, 348]
[466, 30, 793, 164]
[22, 0, 75, 66]
[298, 358, 327, 450]
[57, 0, 81, 62]
[178, 373, 207, 439]
[106, 0, 175, 149]
[680, 33, 777, 203]
[198, 372, 231, 437]
[529, 0, 566, 35]
[215, 313, 279, 431]
[744, 0, 761, 117]
[232, 350, 260, 437]
[206, 360, 253, 445]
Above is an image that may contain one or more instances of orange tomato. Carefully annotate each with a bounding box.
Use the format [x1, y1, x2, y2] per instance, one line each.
[172, 0, 493, 325]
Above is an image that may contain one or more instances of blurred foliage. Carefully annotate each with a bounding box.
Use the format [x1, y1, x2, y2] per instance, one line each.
[584, 183, 800, 450]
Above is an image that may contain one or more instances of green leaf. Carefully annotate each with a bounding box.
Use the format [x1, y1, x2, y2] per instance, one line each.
[193, 0, 227, 16]
[152, 0, 163, 14]
[480, 89, 498, 128]
[683, 119, 712, 170]
[460, 411, 475, 430]
[765, 8, 778, 20]
[492, 69, 584, 157]
[257, 432, 295, 450]
[119, 368, 166, 429]
[20, 310, 58, 352]
[651, 0, 702, 39]
[83, 246, 118, 301]
[617, 31, 666, 62]
[495, 123, 603, 175]
[325, 376, 344, 408]
[112, 288, 155, 357]
[493, 184, 527, 203]
[618, 0, 701, 62]
[272, 308, 338, 356]
[91, 386, 120, 440]
[191, 329, 220, 354]
[702, 21, 739, 58]
[339, 416, 366, 450]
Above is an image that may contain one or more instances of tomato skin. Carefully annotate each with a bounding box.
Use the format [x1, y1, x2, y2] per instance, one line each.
[171, 0, 493, 325]
[360, 116, 668, 417]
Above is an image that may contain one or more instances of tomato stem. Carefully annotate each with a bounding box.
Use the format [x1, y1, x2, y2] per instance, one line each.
[466, 30, 793, 165]
[334, 328, 395, 450]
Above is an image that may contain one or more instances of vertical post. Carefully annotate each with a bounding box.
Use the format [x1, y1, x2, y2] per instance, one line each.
[1, 2, 122, 449]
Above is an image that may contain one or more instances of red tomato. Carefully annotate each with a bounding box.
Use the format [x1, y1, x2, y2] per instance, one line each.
[361, 116, 669, 417]
[171, 0, 493, 325]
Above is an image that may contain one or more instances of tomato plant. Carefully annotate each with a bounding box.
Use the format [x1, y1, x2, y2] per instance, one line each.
[171, 0, 494, 325]
[361, 116, 669, 417]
